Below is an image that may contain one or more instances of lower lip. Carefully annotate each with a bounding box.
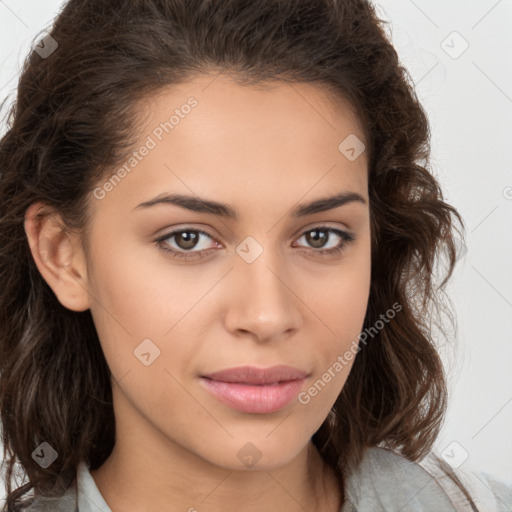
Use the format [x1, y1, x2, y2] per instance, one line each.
[199, 377, 306, 414]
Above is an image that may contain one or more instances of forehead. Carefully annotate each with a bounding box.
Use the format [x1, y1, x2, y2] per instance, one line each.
[138, 73, 366, 150]
[91, 74, 369, 218]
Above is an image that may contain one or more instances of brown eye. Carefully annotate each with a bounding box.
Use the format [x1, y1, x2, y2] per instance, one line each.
[154, 228, 219, 261]
[295, 226, 355, 253]
[173, 230, 201, 250]
[304, 228, 330, 249]
[154, 225, 355, 262]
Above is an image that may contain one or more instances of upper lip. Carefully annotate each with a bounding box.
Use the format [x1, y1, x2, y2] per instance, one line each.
[201, 365, 309, 385]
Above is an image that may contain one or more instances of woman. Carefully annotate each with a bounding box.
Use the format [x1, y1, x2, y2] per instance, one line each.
[0, 0, 510, 511]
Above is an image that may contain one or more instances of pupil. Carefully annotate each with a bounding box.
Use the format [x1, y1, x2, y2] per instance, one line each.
[177, 231, 198, 249]
[307, 229, 327, 248]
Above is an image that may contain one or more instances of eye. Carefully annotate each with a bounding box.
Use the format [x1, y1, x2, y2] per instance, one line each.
[293, 226, 356, 259]
[154, 225, 356, 261]
[154, 228, 219, 261]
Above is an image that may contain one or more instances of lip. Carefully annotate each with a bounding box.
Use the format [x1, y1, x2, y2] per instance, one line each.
[202, 365, 309, 384]
[199, 365, 309, 414]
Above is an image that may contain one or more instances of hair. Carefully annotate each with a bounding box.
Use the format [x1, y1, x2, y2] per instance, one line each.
[0, 0, 473, 510]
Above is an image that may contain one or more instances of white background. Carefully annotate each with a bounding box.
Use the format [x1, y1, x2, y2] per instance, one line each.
[0, 0, 511, 504]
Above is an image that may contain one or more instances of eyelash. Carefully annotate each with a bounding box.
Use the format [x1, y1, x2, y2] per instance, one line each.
[154, 225, 356, 262]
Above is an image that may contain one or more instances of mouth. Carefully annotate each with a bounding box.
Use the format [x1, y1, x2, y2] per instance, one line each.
[199, 378, 307, 414]
[199, 365, 309, 414]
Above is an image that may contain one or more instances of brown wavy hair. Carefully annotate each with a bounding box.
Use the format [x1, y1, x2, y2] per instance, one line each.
[0, 0, 473, 510]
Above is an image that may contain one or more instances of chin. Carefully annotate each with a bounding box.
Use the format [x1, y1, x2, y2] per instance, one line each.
[195, 431, 310, 472]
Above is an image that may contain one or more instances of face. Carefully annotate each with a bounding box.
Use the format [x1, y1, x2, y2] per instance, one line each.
[63, 74, 371, 471]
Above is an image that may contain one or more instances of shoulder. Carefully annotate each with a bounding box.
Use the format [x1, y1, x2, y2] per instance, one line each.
[342, 446, 459, 511]
[342, 446, 512, 512]
[22, 480, 77, 512]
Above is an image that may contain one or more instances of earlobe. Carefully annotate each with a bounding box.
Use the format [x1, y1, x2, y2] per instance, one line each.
[23, 202, 91, 312]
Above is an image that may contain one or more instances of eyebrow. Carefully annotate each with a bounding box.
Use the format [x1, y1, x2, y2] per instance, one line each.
[132, 191, 366, 219]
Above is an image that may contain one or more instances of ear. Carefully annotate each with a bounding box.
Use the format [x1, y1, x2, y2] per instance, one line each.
[23, 202, 91, 312]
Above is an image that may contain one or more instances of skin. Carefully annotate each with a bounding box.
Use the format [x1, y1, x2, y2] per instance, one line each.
[24, 73, 371, 512]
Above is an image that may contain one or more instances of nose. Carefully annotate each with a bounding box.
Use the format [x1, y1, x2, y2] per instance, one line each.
[222, 244, 303, 343]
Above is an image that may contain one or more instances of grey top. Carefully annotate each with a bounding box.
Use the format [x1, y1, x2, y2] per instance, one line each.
[23, 447, 512, 511]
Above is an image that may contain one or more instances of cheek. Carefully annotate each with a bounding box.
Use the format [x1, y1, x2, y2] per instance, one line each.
[308, 245, 371, 345]
[86, 236, 237, 405]
[85, 234, 203, 378]
[296, 256, 371, 417]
